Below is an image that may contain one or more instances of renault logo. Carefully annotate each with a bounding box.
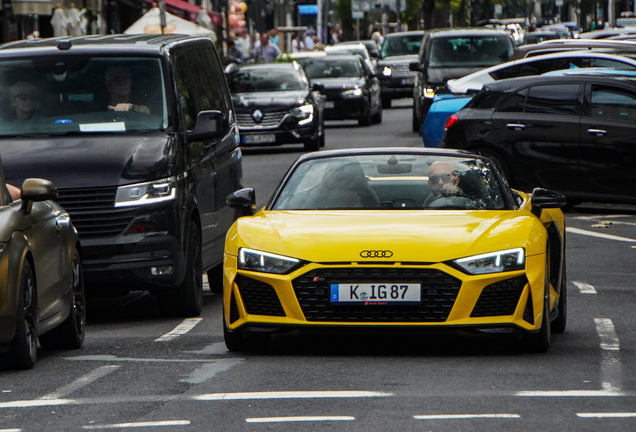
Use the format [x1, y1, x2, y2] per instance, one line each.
[252, 109, 263, 123]
[360, 250, 393, 258]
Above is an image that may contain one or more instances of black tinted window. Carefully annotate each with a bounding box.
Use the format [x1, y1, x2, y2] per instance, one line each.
[525, 84, 579, 115]
[497, 88, 528, 112]
[428, 36, 513, 68]
[227, 68, 305, 92]
[300, 59, 362, 78]
[590, 85, 636, 122]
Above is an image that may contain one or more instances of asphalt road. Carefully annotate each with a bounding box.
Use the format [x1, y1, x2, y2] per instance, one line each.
[2, 100, 636, 432]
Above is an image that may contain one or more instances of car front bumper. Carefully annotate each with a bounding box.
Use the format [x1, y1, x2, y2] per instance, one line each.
[323, 98, 370, 121]
[239, 125, 318, 147]
[223, 253, 550, 335]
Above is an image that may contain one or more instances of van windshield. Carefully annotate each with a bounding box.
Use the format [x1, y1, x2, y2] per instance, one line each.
[0, 56, 168, 136]
[428, 36, 514, 68]
[381, 34, 423, 57]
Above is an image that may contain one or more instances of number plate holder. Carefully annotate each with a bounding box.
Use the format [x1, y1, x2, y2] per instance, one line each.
[242, 134, 276, 144]
[330, 283, 421, 304]
[324, 101, 335, 109]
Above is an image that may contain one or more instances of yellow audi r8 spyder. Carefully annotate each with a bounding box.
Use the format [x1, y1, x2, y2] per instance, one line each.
[223, 148, 566, 353]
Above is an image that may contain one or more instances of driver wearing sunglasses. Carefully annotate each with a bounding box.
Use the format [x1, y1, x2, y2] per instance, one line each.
[423, 160, 462, 207]
[9, 81, 38, 121]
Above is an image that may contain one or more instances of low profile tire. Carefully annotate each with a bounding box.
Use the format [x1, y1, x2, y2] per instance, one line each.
[39, 250, 86, 350]
[319, 129, 326, 147]
[412, 107, 420, 133]
[381, 96, 391, 109]
[372, 101, 383, 124]
[358, 101, 372, 126]
[551, 259, 567, 334]
[524, 259, 551, 353]
[1, 260, 38, 370]
[206, 264, 223, 294]
[158, 222, 203, 317]
[304, 134, 321, 152]
[223, 314, 270, 352]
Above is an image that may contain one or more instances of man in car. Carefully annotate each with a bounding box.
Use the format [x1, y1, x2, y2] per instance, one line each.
[104, 65, 150, 114]
[423, 160, 462, 207]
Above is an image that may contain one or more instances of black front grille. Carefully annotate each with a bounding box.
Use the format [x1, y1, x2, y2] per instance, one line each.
[55, 187, 137, 238]
[236, 110, 287, 128]
[293, 268, 461, 322]
[471, 275, 528, 317]
[235, 275, 286, 317]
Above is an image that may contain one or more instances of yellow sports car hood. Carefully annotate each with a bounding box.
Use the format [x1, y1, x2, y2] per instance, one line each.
[226, 210, 547, 263]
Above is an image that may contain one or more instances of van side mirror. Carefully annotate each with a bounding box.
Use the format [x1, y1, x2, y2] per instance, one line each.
[189, 110, 228, 141]
[227, 188, 256, 216]
[409, 62, 421, 72]
[20, 178, 57, 213]
[530, 188, 566, 217]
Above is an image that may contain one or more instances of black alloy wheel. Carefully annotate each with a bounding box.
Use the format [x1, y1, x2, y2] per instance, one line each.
[0, 260, 38, 370]
[40, 249, 86, 350]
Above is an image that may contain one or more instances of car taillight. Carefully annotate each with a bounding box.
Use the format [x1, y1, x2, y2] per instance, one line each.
[445, 114, 459, 130]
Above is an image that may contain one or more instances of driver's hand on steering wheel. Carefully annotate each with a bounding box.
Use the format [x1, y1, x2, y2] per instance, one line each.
[109, 103, 150, 114]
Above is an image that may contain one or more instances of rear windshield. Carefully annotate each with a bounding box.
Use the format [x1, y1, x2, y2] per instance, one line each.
[381, 35, 423, 57]
[300, 59, 362, 78]
[0, 56, 167, 136]
[227, 68, 306, 92]
[428, 36, 514, 68]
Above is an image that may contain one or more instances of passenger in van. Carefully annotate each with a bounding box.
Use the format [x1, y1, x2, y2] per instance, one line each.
[104, 65, 150, 114]
[9, 81, 39, 121]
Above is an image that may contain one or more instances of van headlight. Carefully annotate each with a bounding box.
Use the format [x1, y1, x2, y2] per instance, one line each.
[115, 176, 177, 208]
[453, 248, 525, 275]
[238, 247, 303, 274]
[382, 66, 392, 76]
[342, 88, 363, 98]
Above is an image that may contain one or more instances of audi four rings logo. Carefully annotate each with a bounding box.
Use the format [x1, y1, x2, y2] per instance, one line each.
[360, 250, 393, 258]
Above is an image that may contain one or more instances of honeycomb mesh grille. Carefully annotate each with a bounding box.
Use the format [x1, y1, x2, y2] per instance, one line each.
[471, 275, 528, 317]
[235, 275, 286, 317]
[292, 267, 462, 322]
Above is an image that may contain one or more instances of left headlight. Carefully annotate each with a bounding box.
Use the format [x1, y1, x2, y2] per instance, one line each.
[382, 66, 392, 76]
[341, 88, 363, 98]
[453, 248, 525, 275]
[238, 247, 302, 274]
[115, 176, 177, 208]
[291, 104, 314, 125]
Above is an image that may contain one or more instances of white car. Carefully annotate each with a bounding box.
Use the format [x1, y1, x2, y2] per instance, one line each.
[447, 51, 636, 94]
[325, 43, 375, 72]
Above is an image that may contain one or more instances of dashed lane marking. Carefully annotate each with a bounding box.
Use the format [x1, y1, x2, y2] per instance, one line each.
[577, 413, 636, 418]
[83, 420, 190, 429]
[194, 391, 393, 400]
[246, 416, 355, 423]
[65, 355, 212, 363]
[573, 281, 597, 294]
[595, 318, 620, 351]
[0, 429, 21, 432]
[571, 215, 634, 220]
[515, 390, 621, 397]
[566, 227, 636, 243]
[414, 414, 520, 420]
[40, 365, 120, 400]
[595, 318, 623, 393]
[154, 318, 203, 342]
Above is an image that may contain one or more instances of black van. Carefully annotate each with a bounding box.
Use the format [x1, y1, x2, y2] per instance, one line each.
[0, 35, 243, 317]
[410, 28, 514, 132]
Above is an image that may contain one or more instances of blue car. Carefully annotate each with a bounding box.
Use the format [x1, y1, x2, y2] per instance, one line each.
[421, 94, 473, 147]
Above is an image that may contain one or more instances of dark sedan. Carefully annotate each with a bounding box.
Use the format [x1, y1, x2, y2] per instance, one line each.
[0, 159, 84, 370]
[440, 73, 636, 205]
[298, 55, 382, 126]
[226, 62, 325, 151]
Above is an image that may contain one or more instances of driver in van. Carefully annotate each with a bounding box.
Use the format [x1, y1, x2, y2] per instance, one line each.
[423, 160, 462, 207]
[104, 65, 150, 114]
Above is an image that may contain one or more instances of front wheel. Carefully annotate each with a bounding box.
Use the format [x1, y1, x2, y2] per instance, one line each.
[303, 134, 321, 152]
[358, 101, 372, 126]
[39, 250, 86, 350]
[223, 314, 270, 352]
[0, 260, 38, 370]
[523, 259, 551, 353]
[551, 259, 567, 334]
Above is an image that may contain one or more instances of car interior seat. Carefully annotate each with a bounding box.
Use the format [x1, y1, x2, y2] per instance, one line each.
[314, 162, 381, 208]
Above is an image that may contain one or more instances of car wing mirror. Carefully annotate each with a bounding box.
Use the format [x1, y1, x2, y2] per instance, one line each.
[227, 188, 256, 216]
[189, 110, 228, 141]
[20, 178, 57, 214]
[312, 82, 324, 91]
[530, 187, 566, 217]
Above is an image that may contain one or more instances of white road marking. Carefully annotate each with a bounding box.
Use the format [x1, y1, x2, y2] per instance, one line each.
[577, 413, 636, 418]
[515, 390, 621, 397]
[566, 227, 636, 243]
[0, 429, 22, 432]
[573, 281, 597, 294]
[595, 318, 620, 351]
[0, 399, 75, 408]
[154, 318, 203, 342]
[194, 391, 393, 400]
[571, 215, 634, 220]
[83, 420, 190, 429]
[246, 416, 355, 423]
[180, 358, 243, 384]
[65, 355, 212, 363]
[414, 414, 520, 419]
[40, 366, 120, 400]
[185, 342, 228, 355]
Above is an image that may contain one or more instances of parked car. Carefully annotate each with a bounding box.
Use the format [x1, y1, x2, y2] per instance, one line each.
[298, 54, 382, 126]
[375, 30, 425, 108]
[0, 35, 243, 316]
[226, 62, 325, 151]
[223, 148, 566, 353]
[440, 73, 636, 205]
[0, 159, 84, 370]
[410, 28, 515, 132]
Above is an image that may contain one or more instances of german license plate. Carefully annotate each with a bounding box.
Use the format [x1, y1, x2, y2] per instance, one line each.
[324, 101, 335, 109]
[330, 283, 421, 303]
[242, 134, 275, 144]
[400, 77, 414, 85]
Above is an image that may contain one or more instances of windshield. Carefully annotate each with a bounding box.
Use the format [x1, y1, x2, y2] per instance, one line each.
[0, 56, 167, 136]
[429, 36, 514, 67]
[327, 47, 368, 59]
[300, 59, 362, 79]
[272, 154, 507, 210]
[381, 35, 423, 57]
[227, 68, 306, 93]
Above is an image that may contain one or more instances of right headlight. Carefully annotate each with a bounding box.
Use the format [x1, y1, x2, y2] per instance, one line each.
[453, 248, 525, 275]
[115, 176, 177, 208]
